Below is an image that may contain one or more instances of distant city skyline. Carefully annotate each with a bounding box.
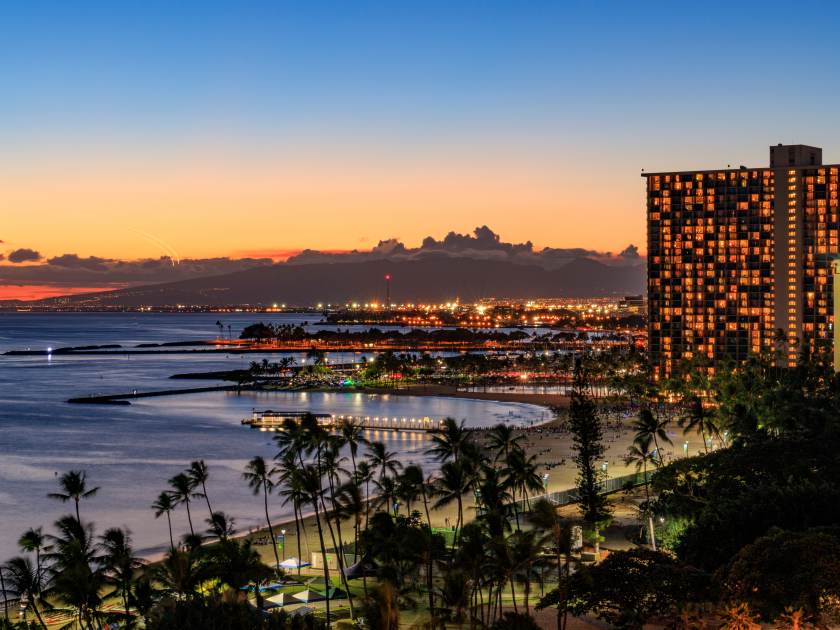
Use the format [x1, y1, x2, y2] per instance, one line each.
[4, 1, 840, 300]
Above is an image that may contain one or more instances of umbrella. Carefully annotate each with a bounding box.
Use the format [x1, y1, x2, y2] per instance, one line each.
[264, 592, 291, 609]
[292, 589, 325, 603]
[280, 557, 311, 569]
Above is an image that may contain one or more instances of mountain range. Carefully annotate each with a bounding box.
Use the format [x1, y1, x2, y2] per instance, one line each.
[36, 255, 645, 306]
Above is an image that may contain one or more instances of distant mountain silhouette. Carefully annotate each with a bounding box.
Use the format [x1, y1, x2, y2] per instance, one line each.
[37, 255, 644, 306]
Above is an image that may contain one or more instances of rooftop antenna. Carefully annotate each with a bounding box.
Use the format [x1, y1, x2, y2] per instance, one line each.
[385, 274, 391, 309]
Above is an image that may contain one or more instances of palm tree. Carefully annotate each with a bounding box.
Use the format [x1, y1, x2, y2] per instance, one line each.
[509, 530, 544, 615]
[433, 461, 471, 543]
[3, 557, 49, 629]
[243, 456, 280, 568]
[679, 395, 719, 454]
[398, 464, 425, 517]
[151, 492, 177, 550]
[631, 407, 672, 465]
[299, 465, 333, 627]
[100, 527, 142, 627]
[0, 564, 9, 622]
[154, 547, 205, 600]
[17, 528, 46, 595]
[374, 475, 400, 515]
[340, 419, 368, 479]
[428, 417, 472, 464]
[487, 423, 525, 464]
[319, 439, 356, 619]
[367, 441, 402, 484]
[47, 470, 99, 523]
[188, 460, 214, 519]
[625, 436, 658, 549]
[168, 473, 197, 537]
[527, 499, 572, 630]
[355, 460, 376, 529]
[206, 538, 272, 600]
[128, 577, 157, 628]
[206, 511, 236, 541]
[274, 457, 309, 573]
[335, 482, 365, 563]
[505, 449, 545, 529]
[46, 515, 106, 630]
[476, 467, 513, 540]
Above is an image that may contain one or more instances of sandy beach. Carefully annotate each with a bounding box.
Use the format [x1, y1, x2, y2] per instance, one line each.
[234, 387, 701, 570]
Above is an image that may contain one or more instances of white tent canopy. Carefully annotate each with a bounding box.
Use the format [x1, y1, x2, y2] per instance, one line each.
[279, 557, 311, 569]
[293, 589, 325, 603]
[264, 592, 291, 608]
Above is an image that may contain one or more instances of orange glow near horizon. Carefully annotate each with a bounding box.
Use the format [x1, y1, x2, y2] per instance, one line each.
[0, 285, 127, 302]
[0, 141, 644, 263]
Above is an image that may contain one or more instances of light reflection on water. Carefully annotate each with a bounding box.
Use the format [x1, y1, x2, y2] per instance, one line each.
[0, 313, 547, 558]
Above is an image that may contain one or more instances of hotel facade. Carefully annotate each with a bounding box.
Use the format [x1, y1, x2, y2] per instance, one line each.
[645, 144, 838, 378]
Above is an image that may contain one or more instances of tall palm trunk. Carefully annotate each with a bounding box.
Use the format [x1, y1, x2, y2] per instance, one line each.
[311, 502, 332, 627]
[455, 494, 463, 544]
[263, 480, 280, 568]
[421, 483, 432, 527]
[524, 566, 531, 615]
[184, 499, 195, 536]
[324, 474, 355, 618]
[509, 575, 518, 613]
[0, 569, 8, 621]
[364, 479, 371, 529]
[166, 511, 174, 549]
[201, 481, 213, 519]
[642, 459, 656, 550]
[293, 503, 303, 575]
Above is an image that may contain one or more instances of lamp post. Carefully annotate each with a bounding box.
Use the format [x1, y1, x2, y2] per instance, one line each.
[278, 529, 286, 563]
[683, 441, 689, 457]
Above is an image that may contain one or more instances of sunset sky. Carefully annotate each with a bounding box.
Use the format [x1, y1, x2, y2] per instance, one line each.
[4, 1, 840, 298]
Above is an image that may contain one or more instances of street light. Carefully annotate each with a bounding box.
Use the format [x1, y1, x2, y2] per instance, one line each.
[683, 441, 689, 457]
[542, 472, 549, 491]
[278, 529, 287, 564]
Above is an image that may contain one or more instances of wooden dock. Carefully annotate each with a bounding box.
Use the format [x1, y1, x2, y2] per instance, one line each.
[242, 409, 445, 432]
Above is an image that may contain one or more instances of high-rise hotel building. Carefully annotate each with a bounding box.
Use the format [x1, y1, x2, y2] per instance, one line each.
[645, 144, 839, 378]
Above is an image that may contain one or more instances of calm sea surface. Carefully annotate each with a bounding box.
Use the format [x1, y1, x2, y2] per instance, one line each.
[0, 313, 547, 558]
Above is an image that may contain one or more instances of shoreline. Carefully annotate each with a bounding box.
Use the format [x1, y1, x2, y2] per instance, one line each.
[65, 381, 569, 410]
[358, 383, 569, 408]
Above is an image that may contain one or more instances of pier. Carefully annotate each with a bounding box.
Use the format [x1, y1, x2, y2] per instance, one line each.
[242, 409, 446, 432]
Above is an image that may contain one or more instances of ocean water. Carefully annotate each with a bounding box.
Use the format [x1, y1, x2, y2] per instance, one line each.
[0, 313, 547, 558]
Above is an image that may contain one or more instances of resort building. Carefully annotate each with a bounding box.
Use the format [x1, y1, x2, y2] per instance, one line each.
[644, 144, 839, 378]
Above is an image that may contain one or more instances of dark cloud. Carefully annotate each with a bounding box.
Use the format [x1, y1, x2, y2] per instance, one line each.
[619, 244, 640, 259]
[0, 227, 643, 293]
[48, 254, 113, 271]
[7, 248, 42, 263]
[0, 255, 273, 287]
[286, 226, 640, 269]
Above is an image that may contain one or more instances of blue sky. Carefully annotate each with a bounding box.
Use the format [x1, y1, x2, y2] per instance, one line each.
[3, 0, 840, 276]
